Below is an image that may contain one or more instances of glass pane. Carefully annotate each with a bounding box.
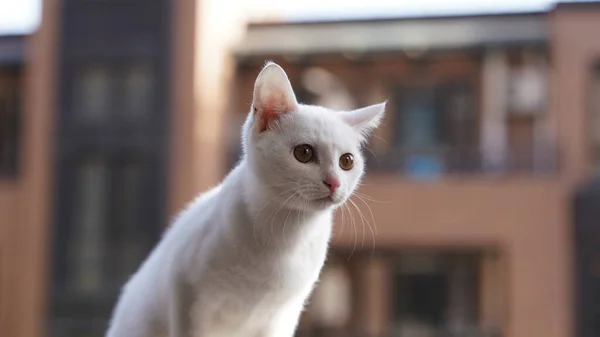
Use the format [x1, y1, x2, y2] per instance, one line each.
[401, 89, 438, 149]
[111, 160, 151, 287]
[394, 252, 481, 335]
[69, 158, 107, 294]
[75, 65, 111, 123]
[123, 63, 153, 120]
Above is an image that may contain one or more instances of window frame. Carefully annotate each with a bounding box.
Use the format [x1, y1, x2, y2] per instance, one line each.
[0, 65, 22, 179]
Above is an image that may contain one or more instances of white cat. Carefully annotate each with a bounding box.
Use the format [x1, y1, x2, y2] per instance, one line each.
[105, 62, 386, 337]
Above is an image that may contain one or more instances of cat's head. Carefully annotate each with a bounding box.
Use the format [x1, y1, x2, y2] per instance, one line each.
[242, 62, 385, 212]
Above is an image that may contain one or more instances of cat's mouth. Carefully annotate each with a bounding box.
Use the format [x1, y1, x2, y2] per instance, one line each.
[311, 194, 343, 207]
[314, 196, 333, 203]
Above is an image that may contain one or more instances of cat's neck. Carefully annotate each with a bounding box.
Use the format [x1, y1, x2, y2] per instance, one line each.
[235, 161, 332, 247]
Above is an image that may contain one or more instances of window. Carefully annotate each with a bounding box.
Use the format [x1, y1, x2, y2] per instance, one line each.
[74, 62, 157, 124]
[442, 83, 478, 172]
[0, 66, 21, 177]
[393, 82, 476, 176]
[394, 87, 444, 178]
[69, 158, 108, 294]
[108, 159, 153, 289]
[66, 157, 157, 294]
[399, 87, 439, 149]
[393, 252, 480, 336]
[74, 65, 112, 123]
[123, 63, 154, 120]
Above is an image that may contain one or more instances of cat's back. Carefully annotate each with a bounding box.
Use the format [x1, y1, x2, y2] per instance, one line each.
[152, 164, 248, 275]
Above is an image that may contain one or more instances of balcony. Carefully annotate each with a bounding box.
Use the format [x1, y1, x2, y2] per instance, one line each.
[366, 145, 558, 178]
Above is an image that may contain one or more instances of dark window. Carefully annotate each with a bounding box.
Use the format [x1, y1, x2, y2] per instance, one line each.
[0, 66, 21, 177]
[393, 252, 480, 335]
[398, 273, 449, 325]
[107, 158, 155, 290]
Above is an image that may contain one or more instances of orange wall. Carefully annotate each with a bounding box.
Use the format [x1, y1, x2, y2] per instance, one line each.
[0, 0, 59, 334]
[0, 182, 19, 336]
[331, 176, 568, 337]
[551, 5, 600, 186]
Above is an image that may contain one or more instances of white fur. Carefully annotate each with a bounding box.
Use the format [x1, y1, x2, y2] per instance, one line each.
[105, 62, 385, 337]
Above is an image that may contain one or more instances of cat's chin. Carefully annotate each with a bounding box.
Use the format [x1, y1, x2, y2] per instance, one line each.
[302, 195, 345, 211]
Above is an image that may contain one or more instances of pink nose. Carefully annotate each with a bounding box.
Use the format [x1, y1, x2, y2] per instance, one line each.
[323, 176, 340, 193]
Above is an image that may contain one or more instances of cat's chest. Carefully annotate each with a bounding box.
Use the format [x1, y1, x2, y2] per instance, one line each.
[199, 234, 328, 311]
[190, 213, 332, 333]
[194, 241, 327, 332]
[224, 239, 326, 293]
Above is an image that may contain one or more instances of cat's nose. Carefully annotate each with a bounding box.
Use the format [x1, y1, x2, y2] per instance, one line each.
[323, 176, 340, 193]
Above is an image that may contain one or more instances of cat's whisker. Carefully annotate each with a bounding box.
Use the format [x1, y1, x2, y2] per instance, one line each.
[345, 202, 358, 261]
[348, 199, 375, 255]
[356, 182, 374, 187]
[364, 145, 376, 158]
[353, 194, 378, 236]
[255, 187, 297, 216]
[254, 187, 297, 244]
[354, 191, 393, 204]
[350, 196, 377, 257]
[371, 134, 387, 144]
[267, 190, 300, 244]
[335, 204, 346, 241]
[261, 181, 299, 188]
[282, 193, 302, 246]
[348, 198, 366, 248]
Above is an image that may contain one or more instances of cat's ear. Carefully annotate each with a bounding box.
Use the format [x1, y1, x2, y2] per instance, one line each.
[341, 101, 386, 141]
[251, 62, 298, 132]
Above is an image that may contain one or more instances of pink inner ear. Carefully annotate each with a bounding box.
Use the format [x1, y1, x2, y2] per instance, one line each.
[257, 108, 278, 132]
[256, 94, 291, 132]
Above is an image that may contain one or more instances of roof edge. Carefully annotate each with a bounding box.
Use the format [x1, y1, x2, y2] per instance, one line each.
[247, 10, 549, 28]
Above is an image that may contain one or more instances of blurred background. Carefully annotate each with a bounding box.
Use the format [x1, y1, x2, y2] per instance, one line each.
[1, 0, 600, 336]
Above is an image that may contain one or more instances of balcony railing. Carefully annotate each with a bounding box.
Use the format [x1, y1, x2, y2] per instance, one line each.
[366, 145, 558, 177]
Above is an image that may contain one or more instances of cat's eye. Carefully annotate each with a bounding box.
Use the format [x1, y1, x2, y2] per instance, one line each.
[339, 153, 354, 171]
[294, 144, 314, 163]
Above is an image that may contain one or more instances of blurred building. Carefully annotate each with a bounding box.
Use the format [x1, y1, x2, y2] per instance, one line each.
[1, 1, 600, 337]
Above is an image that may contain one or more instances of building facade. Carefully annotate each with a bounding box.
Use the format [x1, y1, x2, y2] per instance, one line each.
[0, 0, 245, 335]
[229, 3, 600, 337]
[1, 1, 600, 337]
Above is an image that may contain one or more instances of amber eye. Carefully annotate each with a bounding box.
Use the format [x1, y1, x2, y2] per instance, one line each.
[294, 144, 314, 163]
[339, 153, 354, 171]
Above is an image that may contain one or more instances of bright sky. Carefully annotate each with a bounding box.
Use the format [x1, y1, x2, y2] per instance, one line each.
[0, 0, 590, 35]
[0, 0, 40, 35]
